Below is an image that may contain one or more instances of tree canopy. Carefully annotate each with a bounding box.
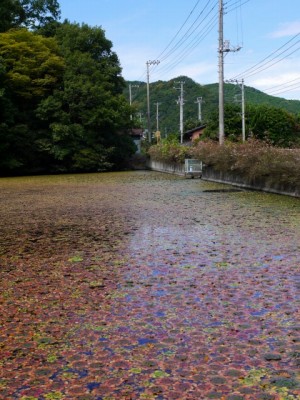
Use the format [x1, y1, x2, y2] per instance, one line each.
[0, 19, 136, 175]
[202, 103, 300, 147]
[0, 0, 61, 32]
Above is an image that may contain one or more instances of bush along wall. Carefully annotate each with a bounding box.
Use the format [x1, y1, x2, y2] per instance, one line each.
[148, 139, 300, 197]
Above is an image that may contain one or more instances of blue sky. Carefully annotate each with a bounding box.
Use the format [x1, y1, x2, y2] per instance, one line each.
[59, 0, 300, 100]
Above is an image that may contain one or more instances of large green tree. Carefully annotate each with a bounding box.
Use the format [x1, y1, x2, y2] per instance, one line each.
[202, 103, 299, 146]
[0, 28, 65, 172]
[0, 0, 60, 32]
[203, 104, 243, 141]
[36, 22, 135, 172]
[247, 104, 299, 146]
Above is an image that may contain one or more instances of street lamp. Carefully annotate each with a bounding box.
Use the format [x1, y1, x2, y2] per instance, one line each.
[146, 60, 160, 143]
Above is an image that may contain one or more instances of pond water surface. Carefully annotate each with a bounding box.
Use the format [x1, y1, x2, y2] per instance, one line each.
[0, 171, 299, 399]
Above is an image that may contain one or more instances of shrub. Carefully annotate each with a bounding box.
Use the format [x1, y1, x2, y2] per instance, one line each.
[191, 139, 300, 187]
[148, 139, 192, 164]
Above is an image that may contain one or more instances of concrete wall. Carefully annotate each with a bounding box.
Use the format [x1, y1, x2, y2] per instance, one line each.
[147, 159, 185, 176]
[201, 166, 300, 198]
[148, 158, 300, 198]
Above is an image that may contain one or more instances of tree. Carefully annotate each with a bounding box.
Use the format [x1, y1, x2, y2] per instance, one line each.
[36, 22, 135, 172]
[201, 103, 299, 146]
[202, 104, 243, 141]
[0, 28, 65, 172]
[0, 21, 136, 174]
[247, 104, 299, 147]
[0, 0, 60, 32]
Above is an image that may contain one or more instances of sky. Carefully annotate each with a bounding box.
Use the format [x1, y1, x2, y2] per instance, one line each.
[58, 0, 300, 101]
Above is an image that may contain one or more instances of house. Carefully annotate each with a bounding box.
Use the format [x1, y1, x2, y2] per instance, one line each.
[183, 125, 206, 143]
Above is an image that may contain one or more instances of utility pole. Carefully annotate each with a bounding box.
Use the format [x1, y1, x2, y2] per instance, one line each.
[146, 60, 160, 143]
[218, 0, 225, 145]
[129, 83, 139, 120]
[218, 0, 241, 145]
[241, 79, 246, 142]
[174, 81, 185, 144]
[195, 97, 204, 122]
[154, 102, 161, 132]
[227, 78, 246, 141]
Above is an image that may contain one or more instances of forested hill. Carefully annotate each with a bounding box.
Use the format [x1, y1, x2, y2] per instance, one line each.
[124, 76, 300, 134]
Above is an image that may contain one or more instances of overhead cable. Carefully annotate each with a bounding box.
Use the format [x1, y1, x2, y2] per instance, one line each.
[230, 32, 300, 80]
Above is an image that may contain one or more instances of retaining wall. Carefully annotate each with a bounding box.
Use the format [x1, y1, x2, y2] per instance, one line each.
[201, 166, 300, 198]
[147, 159, 185, 176]
[148, 159, 300, 198]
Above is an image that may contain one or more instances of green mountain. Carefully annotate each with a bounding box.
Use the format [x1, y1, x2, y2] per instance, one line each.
[124, 76, 300, 136]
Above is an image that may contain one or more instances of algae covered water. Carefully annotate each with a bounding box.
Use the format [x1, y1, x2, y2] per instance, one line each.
[0, 171, 299, 399]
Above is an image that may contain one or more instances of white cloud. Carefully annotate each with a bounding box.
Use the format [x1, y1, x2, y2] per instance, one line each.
[270, 21, 300, 38]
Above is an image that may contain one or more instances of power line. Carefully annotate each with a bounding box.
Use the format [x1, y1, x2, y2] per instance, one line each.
[156, 0, 203, 61]
[133, 1, 214, 82]
[138, 0, 249, 83]
[225, 0, 250, 14]
[268, 82, 300, 96]
[151, 0, 249, 80]
[265, 78, 300, 96]
[154, 12, 218, 79]
[158, 0, 216, 62]
[243, 43, 300, 79]
[148, 0, 218, 78]
[231, 32, 300, 80]
[265, 76, 300, 92]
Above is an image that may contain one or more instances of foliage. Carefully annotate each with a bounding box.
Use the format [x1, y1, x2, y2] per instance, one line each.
[0, 28, 65, 172]
[184, 117, 202, 131]
[125, 79, 300, 145]
[0, 29, 64, 98]
[36, 21, 134, 172]
[191, 139, 300, 186]
[202, 103, 243, 142]
[247, 103, 299, 146]
[201, 102, 300, 147]
[0, 0, 61, 32]
[124, 76, 215, 137]
[206, 82, 300, 114]
[148, 136, 192, 164]
[0, 22, 135, 174]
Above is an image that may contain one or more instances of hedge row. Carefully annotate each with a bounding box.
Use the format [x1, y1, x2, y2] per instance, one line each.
[148, 140, 300, 187]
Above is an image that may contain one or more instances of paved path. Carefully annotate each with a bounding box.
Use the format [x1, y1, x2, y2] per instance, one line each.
[0, 171, 299, 399]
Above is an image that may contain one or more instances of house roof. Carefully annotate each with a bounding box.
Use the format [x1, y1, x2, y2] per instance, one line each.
[129, 128, 143, 138]
[184, 124, 206, 136]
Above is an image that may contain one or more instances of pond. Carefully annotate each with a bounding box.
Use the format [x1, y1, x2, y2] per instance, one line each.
[0, 171, 299, 399]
